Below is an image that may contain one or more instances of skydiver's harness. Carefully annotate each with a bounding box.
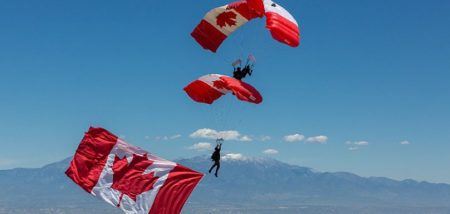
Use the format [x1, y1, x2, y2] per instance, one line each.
[211, 150, 220, 161]
[233, 60, 254, 80]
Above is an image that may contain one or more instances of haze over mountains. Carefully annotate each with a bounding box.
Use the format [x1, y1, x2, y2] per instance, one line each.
[0, 156, 449, 214]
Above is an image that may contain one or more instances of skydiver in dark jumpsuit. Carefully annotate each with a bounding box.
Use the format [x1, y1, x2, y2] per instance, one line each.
[233, 64, 253, 80]
[232, 56, 255, 80]
[209, 138, 223, 177]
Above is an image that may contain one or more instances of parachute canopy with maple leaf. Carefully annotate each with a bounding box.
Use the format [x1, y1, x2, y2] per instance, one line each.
[184, 74, 262, 104]
[191, 0, 300, 52]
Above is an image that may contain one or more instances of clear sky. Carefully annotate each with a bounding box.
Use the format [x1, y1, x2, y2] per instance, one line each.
[1, 0, 449, 184]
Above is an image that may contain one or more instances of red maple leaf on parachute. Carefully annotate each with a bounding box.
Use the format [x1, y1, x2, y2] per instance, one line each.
[216, 11, 237, 28]
[111, 154, 159, 207]
[212, 79, 228, 90]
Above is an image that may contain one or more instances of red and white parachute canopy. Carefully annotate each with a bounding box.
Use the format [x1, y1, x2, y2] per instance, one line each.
[184, 74, 263, 104]
[191, 0, 300, 53]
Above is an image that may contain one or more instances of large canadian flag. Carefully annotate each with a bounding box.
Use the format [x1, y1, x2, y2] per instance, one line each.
[66, 127, 203, 214]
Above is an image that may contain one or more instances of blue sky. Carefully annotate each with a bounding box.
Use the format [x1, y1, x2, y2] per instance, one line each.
[1, 0, 449, 184]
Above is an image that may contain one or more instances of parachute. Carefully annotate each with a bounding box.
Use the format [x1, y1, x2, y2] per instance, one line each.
[184, 74, 263, 104]
[191, 0, 300, 52]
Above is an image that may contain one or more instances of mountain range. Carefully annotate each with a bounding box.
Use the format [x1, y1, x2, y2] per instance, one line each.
[0, 156, 449, 214]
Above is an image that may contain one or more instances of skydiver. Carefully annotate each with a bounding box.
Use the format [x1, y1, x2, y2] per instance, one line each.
[208, 138, 223, 177]
[233, 66, 243, 80]
[232, 56, 255, 80]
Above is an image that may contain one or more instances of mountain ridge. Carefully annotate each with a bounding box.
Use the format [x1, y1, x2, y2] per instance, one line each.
[0, 156, 449, 214]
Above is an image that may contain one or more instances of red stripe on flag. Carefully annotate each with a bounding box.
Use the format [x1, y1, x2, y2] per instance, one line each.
[228, 0, 261, 20]
[184, 79, 225, 104]
[265, 12, 300, 47]
[149, 165, 203, 214]
[191, 20, 227, 53]
[247, 0, 265, 17]
[65, 127, 118, 193]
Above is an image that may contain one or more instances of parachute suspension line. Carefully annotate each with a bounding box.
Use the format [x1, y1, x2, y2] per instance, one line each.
[215, 102, 231, 133]
[205, 88, 228, 131]
[217, 98, 230, 131]
[239, 101, 253, 135]
[208, 90, 231, 132]
[207, 87, 221, 129]
[238, 22, 251, 65]
[223, 100, 233, 130]
[237, 30, 246, 61]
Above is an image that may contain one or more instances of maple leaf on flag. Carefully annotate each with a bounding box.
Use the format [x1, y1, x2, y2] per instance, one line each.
[212, 79, 228, 90]
[216, 11, 237, 28]
[111, 154, 159, 207]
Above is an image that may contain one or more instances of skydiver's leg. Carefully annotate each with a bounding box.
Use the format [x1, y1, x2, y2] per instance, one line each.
[209, 162, 217, 173]
[208, 164, 214, 173]
[214, 161, 220, 177]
